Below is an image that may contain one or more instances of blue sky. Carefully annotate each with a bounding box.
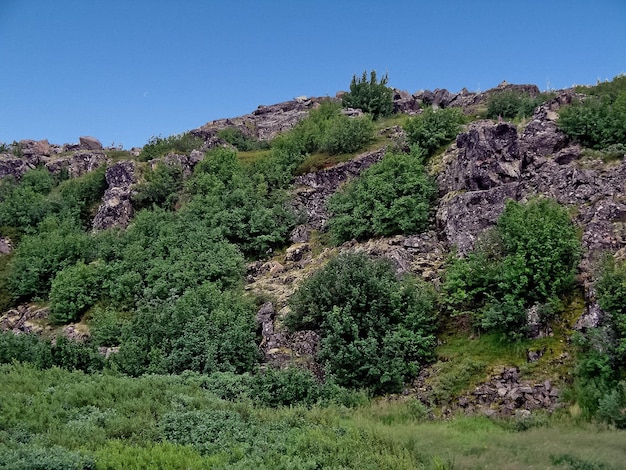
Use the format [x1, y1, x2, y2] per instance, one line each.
[1, 1, 625, 149]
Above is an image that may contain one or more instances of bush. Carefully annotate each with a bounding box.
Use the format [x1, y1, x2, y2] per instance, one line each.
[49, 262, 102, 324]
[7, 218, 93, 301]
[559, 75, 626, 150]
[182, 148, 296, 258]
[327, 149, 436, 243]
[132, 162, 183, 210]
[341, 70, 394, 119]
[272, 100, 374, 160]
[138, 133, 204, 161]
[217, 127, 269, 152]
[485, 90, 551, 120]
[444, 198, 581, 338]
[595, 256, 626, 363]
[287, 253, 437, 394]
[114, 282, 259, 376]
[319, 114, 374, 155]
[403, 107, 466, 159]
[0, 444, 95, 470]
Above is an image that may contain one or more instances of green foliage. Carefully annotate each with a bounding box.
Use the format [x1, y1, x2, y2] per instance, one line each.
[272, 100, 374, 168]
[559, 75, 626, 150]
[138, 132, 204, 161]
[217, 127, 270, 152]
[327, 149, 436, 243]
[0, 166, 107, 237]
[0, 331, 104, 373]
[182, 148, 296, 258]
[341, 70, 394, 119]
[87, 306, 128, 347]
[287, 253, 437, 393]
[49, 262, 102, 324]
[318, 114, 374, 155]
[403, 107, 466, 159]
[114, 282, 259, 376]
[444, 198, 581, 338]
[56, 165, 108, 227]
[0, 169, 57, 236]
[596, 256, 626, 362]
[0, 444, 95, 469]
[485, 90, 552, 120]
[7, 218, 93, 301]
[132, 162, 183, 210]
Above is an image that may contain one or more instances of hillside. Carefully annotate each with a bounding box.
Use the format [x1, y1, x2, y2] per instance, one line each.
[1, 75, 626, 468]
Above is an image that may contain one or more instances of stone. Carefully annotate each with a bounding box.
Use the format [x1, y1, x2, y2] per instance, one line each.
[79, 136, 103, 150]
[92, 161, 137, 230]
[0, 237, 12, 254]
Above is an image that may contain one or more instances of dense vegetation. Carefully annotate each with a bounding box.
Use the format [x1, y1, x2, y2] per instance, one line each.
[444, 198, 581, 339]
[327, 149, 436, 243]
[485, 89, 553, 120]
[403, 107, 466, 159]
[558, 75, 626, 152]
[286, 253, 437, 394]
[341, 70, 394, 120]
[138, 132, 204, 161]
[2, 74, 626, 467]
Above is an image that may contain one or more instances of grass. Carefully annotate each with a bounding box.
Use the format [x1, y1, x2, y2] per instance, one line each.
[0, 362, 624, 468]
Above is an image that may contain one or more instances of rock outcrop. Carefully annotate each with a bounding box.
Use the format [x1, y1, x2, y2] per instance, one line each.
[192, 97, 325, 143]
[92, 161, 137, 230]
[292, 148, 386, 230]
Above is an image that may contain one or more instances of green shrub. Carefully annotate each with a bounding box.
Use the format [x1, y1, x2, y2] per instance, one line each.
[138, 132, 204, 161]
[319, 114, 374, 155]
[132, 162, 183, 210]
[559, 75, 626, 150]
[57, 166, 108, 226]
[0, 169, 58, 236]
[595, 256, 626, 363]
[0, 444, 95, 470]
[87, 306, 128, 347]
[444, 198, 581, 338]
[403, 107, 466, 159]
[341, 70, 394, 119]
[49, 262, 102, 324]
[287, 253, 437, 394]
[327, 149, 436, 243]
[485, 90, 551, 120]
[114, 282, 259, 376]
[7, 218, 93, 301]
[273, 100, 374, 157]
[182, 148, 296, 258]
[217, 127, 269, 152]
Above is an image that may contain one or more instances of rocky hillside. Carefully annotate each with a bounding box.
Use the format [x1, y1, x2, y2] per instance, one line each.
[2, 78, 626, 420]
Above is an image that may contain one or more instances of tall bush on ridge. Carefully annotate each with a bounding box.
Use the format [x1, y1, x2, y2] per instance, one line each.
[341, 70, 394, 119]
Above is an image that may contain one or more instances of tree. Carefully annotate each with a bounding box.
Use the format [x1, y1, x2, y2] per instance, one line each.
[327, 149, 436, 244]
[341, 70, 394, 120]
[444, 197, 581, 338]
[287, 253, 437, 393]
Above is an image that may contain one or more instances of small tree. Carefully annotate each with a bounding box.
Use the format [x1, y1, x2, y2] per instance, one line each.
[287, 253, 437, 393]
[327, 149, 436, 244]
[341, 70, 394, 120]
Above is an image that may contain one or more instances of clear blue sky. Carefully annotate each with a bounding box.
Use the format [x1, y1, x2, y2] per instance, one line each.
[1, 0, 625, 149]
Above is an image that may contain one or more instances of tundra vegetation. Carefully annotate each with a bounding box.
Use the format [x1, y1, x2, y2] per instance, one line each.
[0, 74, 625, 468]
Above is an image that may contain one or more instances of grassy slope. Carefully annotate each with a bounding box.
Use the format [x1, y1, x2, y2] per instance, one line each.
[1, 363, 624, 469]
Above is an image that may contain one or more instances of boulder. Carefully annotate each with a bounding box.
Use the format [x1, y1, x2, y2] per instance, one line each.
[92, 161, 137, 230]
[79, 136, 103, 150]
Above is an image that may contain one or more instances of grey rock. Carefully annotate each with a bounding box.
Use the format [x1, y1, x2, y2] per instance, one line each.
[79, 136, 103, 150]
[92, 161, 137, 230]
